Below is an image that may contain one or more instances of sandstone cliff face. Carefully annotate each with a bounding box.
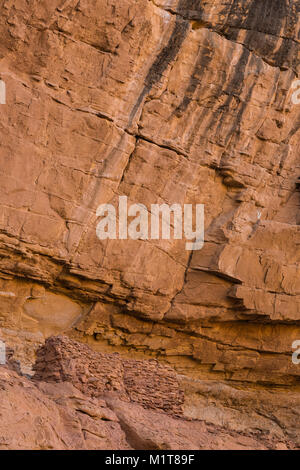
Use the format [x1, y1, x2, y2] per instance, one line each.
[0, 0, 299, 448]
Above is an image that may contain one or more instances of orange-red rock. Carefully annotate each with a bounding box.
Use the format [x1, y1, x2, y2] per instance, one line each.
[0, 338, 298, 450]
[0, 0, 299, 450]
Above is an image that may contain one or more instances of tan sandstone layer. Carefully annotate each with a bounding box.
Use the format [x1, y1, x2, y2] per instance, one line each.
[0, 0, 299, 448]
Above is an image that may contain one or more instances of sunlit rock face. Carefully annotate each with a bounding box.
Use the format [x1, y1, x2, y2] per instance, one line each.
[0, 0, 299, 446]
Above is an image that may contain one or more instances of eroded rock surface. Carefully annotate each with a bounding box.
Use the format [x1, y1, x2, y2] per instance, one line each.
[0, 366, 130, 450]
[0, 0, 299, 449]
[0, 338, 296, 450]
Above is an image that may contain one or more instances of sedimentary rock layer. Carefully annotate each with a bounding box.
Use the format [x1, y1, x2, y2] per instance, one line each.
[0, 338, 296, 450]
[0, 0, 299, 446]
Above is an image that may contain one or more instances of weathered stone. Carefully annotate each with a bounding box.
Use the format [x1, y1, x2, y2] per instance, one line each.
[0, 0, 299, 449]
